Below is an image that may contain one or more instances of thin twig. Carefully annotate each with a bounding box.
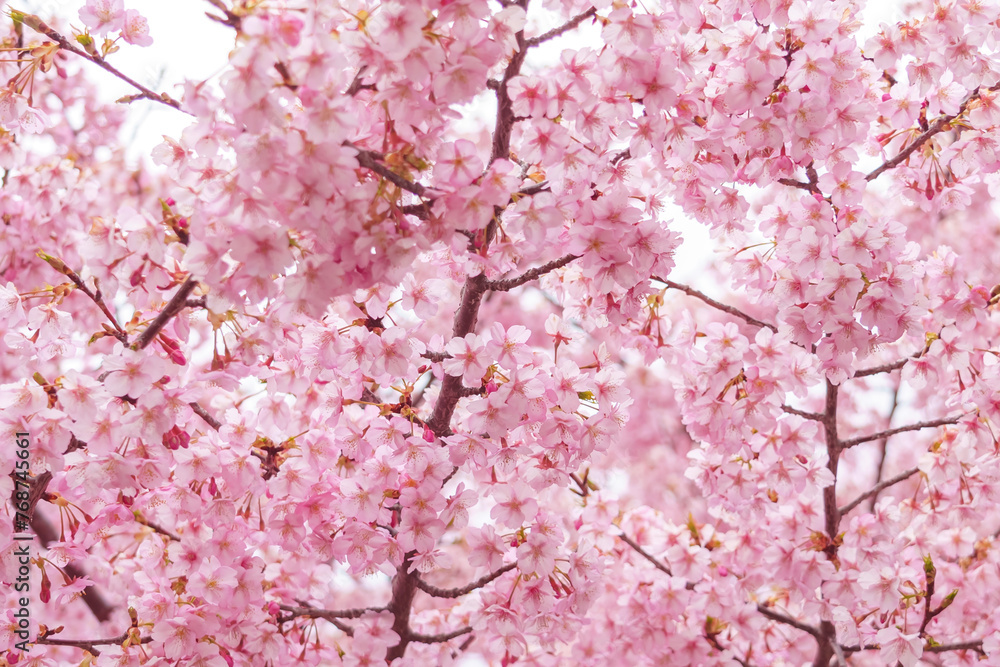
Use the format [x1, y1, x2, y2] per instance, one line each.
[755, 605, 822, 639]
[840, 415, 965, 449]
[189, 402, 222, 430]
[525, 7, 597, 47]
[618, 532, 674, 578]
[22, 16, 185, 112]
[410, 626, 474, 643]
[781, 405, 823, 420]
[348, 143, 429, 197]
[34, 633, 150, 657]
[654, 278, 778, 332]
[838, 467, 920, 515]
[865, 86, 995, 182]
[869, 381, 901, 510]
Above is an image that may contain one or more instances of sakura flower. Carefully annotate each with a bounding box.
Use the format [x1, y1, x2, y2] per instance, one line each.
[79, 0, 125, 34]
[443, 333, 489, 385]
[876, 627, 922, 667]
[121, 9, 153, 46]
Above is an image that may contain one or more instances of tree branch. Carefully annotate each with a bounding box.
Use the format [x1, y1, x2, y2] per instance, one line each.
[277, 603, 385, 621]
[840, 415, 965, 449]
[781, 405, 823, 420]
[20, 15, 185, 112]
[189, 402, 222, 430]
[618, 533, 673, 576]
[31, 511, 116, 623]
[413, 563, 517, 598]
[131, 277, 199, 351]
[865, 86, 991, 182]
[756, 605, 821, 640]
[485, 254, 579, 291]
[525, 7, 597, 47]
[348, 143, 430, 198]
[654, 278, 778, 332]
[838, 467, 920, 516]
[410, 626, 474, 643]
[34, 632, 150, 657]
[925, 640, 985, 654]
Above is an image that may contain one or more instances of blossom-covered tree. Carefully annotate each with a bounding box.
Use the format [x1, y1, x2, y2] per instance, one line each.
[3, 0, 1000, 664]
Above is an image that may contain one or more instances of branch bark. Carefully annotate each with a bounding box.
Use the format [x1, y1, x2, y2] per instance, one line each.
[839, 414, 965, 449]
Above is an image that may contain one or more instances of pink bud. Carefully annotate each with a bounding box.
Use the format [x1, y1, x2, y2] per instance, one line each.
[422, 425, 435, 443]
[165, 197, 176, 206]
[169, 349, 187, 366]
[717, 565, 728, 577]
[129, 265, 145, 287]
[176, 217, 189, 229]
[486, 380, 499, 394]
[209, 477, 218, 495]
[162, 425, 190, 450]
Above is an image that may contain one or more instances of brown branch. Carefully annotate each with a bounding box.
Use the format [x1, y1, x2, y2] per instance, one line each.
[189, 402, 222, 431]
[868, 381, 900, 510]
[410, 626, 474, 643]
[525, 7, 597, 47]
[777, 177, 820, 193]
[131, 278, 199, 350]
[781, 405, 823, 420]
[277, 603, 385, 620]
[413, 563, 517, 599]
[39, 256, 128, 344]
[756, 605, 821, 639]
[925, 640, 985, 654]
[838, 467, 920, 516]
[840, 415, 965, 449]
[618, 533, 672, 576]
[348, 143, 429, 197]
[389, 5, 529, 660]
[133, 515, 181, 542]
[484, 254, 579, 291]
[31, 511, 115, 623]
[34, 632, 150, 657]
[865, 86, 988, 182]
[852, 357, 910, 378]
[813, 380, 841, 667]
[427, 274, 489, 437]
[21, 16, 185, 112]
[655, 278, 778, 332]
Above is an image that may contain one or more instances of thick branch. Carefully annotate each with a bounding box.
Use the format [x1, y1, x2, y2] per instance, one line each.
[31, 511, 115, 623]
[428, 274, 489, 436]
[414, 563, 517, 599]
[131, 278, 199, 350]
[485, 254, 579, 291]
[525, 7, 597, 47]
[655, 278, 778, 332]
[840, 415, 964, 450]
[838, 467, 920, 516]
